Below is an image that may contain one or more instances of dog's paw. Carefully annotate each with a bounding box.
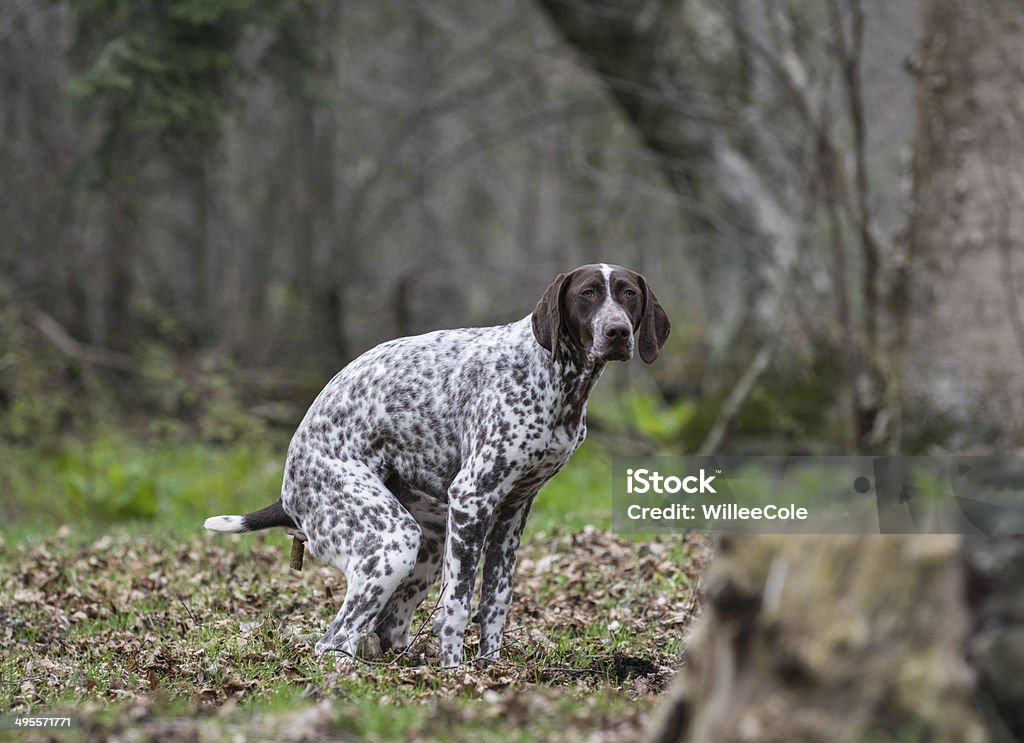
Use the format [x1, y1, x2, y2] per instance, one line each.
[313, 636, 336, 659]
[314, 631, 381, 663]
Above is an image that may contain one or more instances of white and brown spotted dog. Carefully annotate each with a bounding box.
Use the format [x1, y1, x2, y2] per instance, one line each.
[205, 264, 669, 667]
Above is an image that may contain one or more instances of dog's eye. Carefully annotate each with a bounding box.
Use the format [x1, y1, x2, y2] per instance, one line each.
[623, 289, 637, 299]
[581, 289, 596, 299]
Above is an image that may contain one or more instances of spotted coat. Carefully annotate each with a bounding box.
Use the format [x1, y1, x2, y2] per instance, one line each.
[204, 264, 670, 667]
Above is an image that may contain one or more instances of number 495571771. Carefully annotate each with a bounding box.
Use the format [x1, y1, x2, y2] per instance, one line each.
[5, 716, 74, 728]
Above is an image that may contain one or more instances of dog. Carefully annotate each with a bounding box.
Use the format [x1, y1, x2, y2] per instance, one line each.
[205, 263, 669, 667]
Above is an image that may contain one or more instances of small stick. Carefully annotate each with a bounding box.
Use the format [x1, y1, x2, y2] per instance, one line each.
[290, 536, 305, 571]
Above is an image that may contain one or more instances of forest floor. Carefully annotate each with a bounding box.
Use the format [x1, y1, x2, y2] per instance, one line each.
[0, 523, 710, 742]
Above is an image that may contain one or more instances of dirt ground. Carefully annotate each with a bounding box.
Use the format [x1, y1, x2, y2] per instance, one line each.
[1, 527, 711, 741]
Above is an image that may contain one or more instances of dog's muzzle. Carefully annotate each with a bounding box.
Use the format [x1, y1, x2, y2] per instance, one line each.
[595, 322, 634, 361]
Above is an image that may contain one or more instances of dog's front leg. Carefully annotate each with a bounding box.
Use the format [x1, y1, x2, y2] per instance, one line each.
[476, 493, 535, 663]
[437, 471, 505, 668]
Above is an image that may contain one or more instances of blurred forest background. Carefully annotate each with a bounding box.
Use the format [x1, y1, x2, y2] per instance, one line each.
[6, 4, 1024, 738]
[3, 0, 1024, 526]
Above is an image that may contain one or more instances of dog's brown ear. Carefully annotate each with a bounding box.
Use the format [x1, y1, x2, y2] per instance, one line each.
[532, 272, 569, 358]
[637, 275, 670, 363]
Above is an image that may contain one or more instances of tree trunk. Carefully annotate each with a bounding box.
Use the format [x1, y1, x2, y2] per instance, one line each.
[533, 0, 787, 248]
[534, 0, 706, 197]
[650, 535, 989, 742]
[906, 0, 1024, 446]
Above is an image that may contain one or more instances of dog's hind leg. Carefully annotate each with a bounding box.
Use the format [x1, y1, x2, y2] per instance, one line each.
[284, 459, 421, 661]
[373, 479, 447, 653]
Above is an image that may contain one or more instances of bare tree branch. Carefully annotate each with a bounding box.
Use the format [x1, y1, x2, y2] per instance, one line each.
[0, 279, 139, 372]
[698, 335, 781, 456]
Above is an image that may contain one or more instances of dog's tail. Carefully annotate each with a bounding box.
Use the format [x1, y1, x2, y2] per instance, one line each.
[204, 499, 297, 533]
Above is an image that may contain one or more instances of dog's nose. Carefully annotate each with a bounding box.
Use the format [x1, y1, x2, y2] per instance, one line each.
[604, 324, 631, 342]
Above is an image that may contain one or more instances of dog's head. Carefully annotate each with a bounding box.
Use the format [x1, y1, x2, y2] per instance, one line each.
[532, 263, 670, 364]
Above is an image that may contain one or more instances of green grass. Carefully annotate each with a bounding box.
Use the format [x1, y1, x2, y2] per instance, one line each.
[0, 387, 700, 541]
[0, 431, 616, 543]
